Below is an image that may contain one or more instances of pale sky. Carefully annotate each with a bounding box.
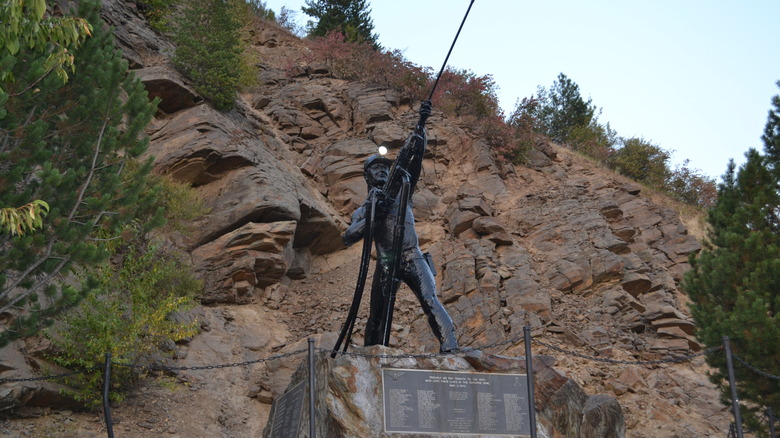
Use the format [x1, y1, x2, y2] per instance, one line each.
[262, 0, 780, 180]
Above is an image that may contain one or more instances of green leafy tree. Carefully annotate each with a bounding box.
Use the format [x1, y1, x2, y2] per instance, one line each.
[302, 0, 378, 46]
[48, 239, 201, 407]
[607, 137, 671, 187]
[0, 0, 92, 94]
[682, 83, 780, 436]
[173, 0, 254, 110]
[533, 73, 597, 143]
[0, 0, 161, 346]
[0, 200, 48, 236]
[0, 1, 92, 231]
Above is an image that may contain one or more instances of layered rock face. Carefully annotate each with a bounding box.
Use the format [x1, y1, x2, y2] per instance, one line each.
[0, 2, 731, 437]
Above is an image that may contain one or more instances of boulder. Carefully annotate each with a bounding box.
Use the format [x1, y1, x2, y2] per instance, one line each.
[620, 272, 652, 297]
[447, 209, 481, 237]
[472, 216, 507, 235]
[191, 221, 297, 303]
[580, 395, 626, 438]
[135, 66, 201, 113]
[505, 277, 552, 318]
[0, 341, 80, 414]
[263, 346, 625, 438]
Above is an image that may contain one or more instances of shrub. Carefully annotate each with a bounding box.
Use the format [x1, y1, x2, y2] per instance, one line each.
[45, 168, 206, 408]
[430, 69, 498, 120]
[665, 160, 717, 208]
[47, 243, 200, 408]
[276, 7, 306, 37]
[607, 137, 671, 187]
[566, 122, 618, 163]
[503, 97, 542, 163]
[305, 31, 429, 99]
[136, 0, 179, 32]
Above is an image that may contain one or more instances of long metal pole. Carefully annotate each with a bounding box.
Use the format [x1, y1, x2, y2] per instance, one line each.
[103, 353, 114, 438]
[427, 0, 476, 101]
[723, 336, 744, 438]
[308, 338, 317, 438]
[524, 326, 538, 438]
[769, 406, 777, 438]
[381, 177, 410, 346]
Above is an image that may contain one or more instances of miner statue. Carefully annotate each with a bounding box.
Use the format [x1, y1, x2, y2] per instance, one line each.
[333, 100, 459, 355]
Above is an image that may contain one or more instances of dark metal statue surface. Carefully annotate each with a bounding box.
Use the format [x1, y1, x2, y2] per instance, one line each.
[337, 101, 459, 353]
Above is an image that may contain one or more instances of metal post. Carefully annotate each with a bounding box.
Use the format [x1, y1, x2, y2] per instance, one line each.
[103, 353, 114, 438]
[524, 326, 538, 438]
[308, 338, 316, 438]
[723, 336, 744, 438]
[768, 406, 777, 438]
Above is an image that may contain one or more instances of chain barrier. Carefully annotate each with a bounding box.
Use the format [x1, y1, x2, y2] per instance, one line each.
[2, 333, 733, 383]
[5, 335, 774, 385]
[111, 348, 308, 372]
[732, 354, 780, 381]
[0, 367, 99, 384]
[532, 339, 723, 366]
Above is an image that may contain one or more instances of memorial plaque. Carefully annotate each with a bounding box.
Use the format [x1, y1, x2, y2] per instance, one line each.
[382, 368, 531, 436]
[270, 381, 306, 438]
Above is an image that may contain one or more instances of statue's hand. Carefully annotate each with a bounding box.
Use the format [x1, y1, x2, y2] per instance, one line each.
[370, 188, 392, 217]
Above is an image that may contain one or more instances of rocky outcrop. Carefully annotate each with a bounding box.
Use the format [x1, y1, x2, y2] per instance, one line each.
[0, 2, 730, 437]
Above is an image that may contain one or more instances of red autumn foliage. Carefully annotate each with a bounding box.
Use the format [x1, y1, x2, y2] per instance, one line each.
[303, 32, 534, 163]
[303, 31, 430, 101]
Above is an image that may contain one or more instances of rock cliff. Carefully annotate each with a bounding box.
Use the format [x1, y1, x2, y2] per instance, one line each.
[0, 2, 732, 437]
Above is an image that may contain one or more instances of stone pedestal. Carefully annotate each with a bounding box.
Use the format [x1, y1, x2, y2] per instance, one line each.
[263, 345, 625, 438]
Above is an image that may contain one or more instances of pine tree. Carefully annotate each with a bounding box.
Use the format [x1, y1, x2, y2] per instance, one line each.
[302, 0, 378, 46]
[173, 0, 252, 111]
[682, 83, 780, 435]
[0, 0, 161, 346]
[763, 81, 780, 169]
[534, 73, 596, 143]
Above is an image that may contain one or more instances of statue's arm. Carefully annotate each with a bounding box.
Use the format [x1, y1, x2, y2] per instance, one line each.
[403, 127, 426, 191]
[343, 203, 368, 247]
[385, 101, 431, 196]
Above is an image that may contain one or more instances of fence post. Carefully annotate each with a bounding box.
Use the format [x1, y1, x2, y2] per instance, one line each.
[768, 406, 777, 438]
[308, 338, 316, 438]
[723, 336, 744, 438]
[524, 326, 538, 438]
[103, 353, 114, 438]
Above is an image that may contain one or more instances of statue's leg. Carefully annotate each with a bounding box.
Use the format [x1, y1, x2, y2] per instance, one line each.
[365, 263, 389, 346]
[403, 255, 459, 352]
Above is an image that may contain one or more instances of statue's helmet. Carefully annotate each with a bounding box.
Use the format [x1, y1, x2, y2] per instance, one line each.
[363, 154, 392, 173]
[363, 154, 392, 187]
